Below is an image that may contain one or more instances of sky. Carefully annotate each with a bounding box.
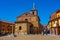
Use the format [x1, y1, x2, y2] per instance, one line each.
[0, 0, 60, 25]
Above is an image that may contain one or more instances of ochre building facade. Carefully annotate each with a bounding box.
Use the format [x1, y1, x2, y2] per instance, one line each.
[47, 10, 60, 35]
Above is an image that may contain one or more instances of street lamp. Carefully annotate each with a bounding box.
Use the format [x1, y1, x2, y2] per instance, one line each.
[10, 24, 14, 37]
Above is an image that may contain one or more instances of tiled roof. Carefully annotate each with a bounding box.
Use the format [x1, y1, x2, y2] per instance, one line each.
[0, 20, 14, 24]
[50, 10, 60, 20]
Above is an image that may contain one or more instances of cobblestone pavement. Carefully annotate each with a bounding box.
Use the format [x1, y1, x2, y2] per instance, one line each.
[0, 34, 60, 40]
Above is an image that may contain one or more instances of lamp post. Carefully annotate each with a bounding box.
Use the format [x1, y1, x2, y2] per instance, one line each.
[10, 24, 14, 37]
[12, 25, 13, 35]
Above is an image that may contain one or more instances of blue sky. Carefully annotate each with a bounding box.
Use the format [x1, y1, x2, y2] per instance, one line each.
[0, 0, 60, 25]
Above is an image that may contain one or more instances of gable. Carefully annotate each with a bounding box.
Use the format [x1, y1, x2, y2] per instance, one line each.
[17, 12, 29, 18]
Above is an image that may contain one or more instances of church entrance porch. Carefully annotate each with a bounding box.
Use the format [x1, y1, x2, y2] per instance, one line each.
[29, 25, 33, 34]
[27, 24, 34, 34]
[27, 23, 39, 34]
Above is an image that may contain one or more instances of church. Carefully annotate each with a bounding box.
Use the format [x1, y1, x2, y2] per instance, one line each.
[15, 3, 43, 35]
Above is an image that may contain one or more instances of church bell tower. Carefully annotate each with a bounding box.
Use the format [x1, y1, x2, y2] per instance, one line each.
[30, 2, 38, 16]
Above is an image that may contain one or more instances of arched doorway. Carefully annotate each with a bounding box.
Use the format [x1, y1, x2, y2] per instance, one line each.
[29, 24, 33, 34]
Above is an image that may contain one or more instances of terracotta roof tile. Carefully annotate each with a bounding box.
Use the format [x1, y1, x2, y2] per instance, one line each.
[50, 10, 60, 20]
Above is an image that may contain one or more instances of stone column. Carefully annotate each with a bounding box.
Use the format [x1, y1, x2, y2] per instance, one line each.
[56, 28, 58, 35]
[50, 28, 51, 34]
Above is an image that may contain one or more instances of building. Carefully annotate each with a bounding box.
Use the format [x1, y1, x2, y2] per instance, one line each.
[47, 10, 60, 35]
[0, 20, 15, 35]
[15, 3, 42, 35]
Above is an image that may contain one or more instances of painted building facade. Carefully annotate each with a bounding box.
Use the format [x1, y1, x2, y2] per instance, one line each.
[47, 10, 60, 35]
[0, 20, 15, 34]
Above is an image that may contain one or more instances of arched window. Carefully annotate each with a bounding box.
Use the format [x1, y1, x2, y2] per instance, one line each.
[19, 26, 22, 30]
[25, 19, 28, 21]
[32, 12, 34, 15]
[25, 14, 28, 15]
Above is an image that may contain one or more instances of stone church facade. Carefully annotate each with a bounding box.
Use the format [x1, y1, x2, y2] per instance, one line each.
[15, 4, 42, 35]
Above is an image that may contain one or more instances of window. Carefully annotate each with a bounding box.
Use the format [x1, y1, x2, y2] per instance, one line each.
[25, 14, 28, 15]
[2, 28, 4, 31]
[25, 19, 28, 21]
[8, 29, 9, 31]
[58, 15, 59, 17]
[19, 26, 22, 30]
[3, 24, 5, 27]
[57, 14, 60, 17]
[0, 23, 2, 26]
[32, 12, 34, 15]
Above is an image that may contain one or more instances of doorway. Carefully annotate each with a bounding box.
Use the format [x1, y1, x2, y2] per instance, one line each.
[29, 24, 33, 34]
